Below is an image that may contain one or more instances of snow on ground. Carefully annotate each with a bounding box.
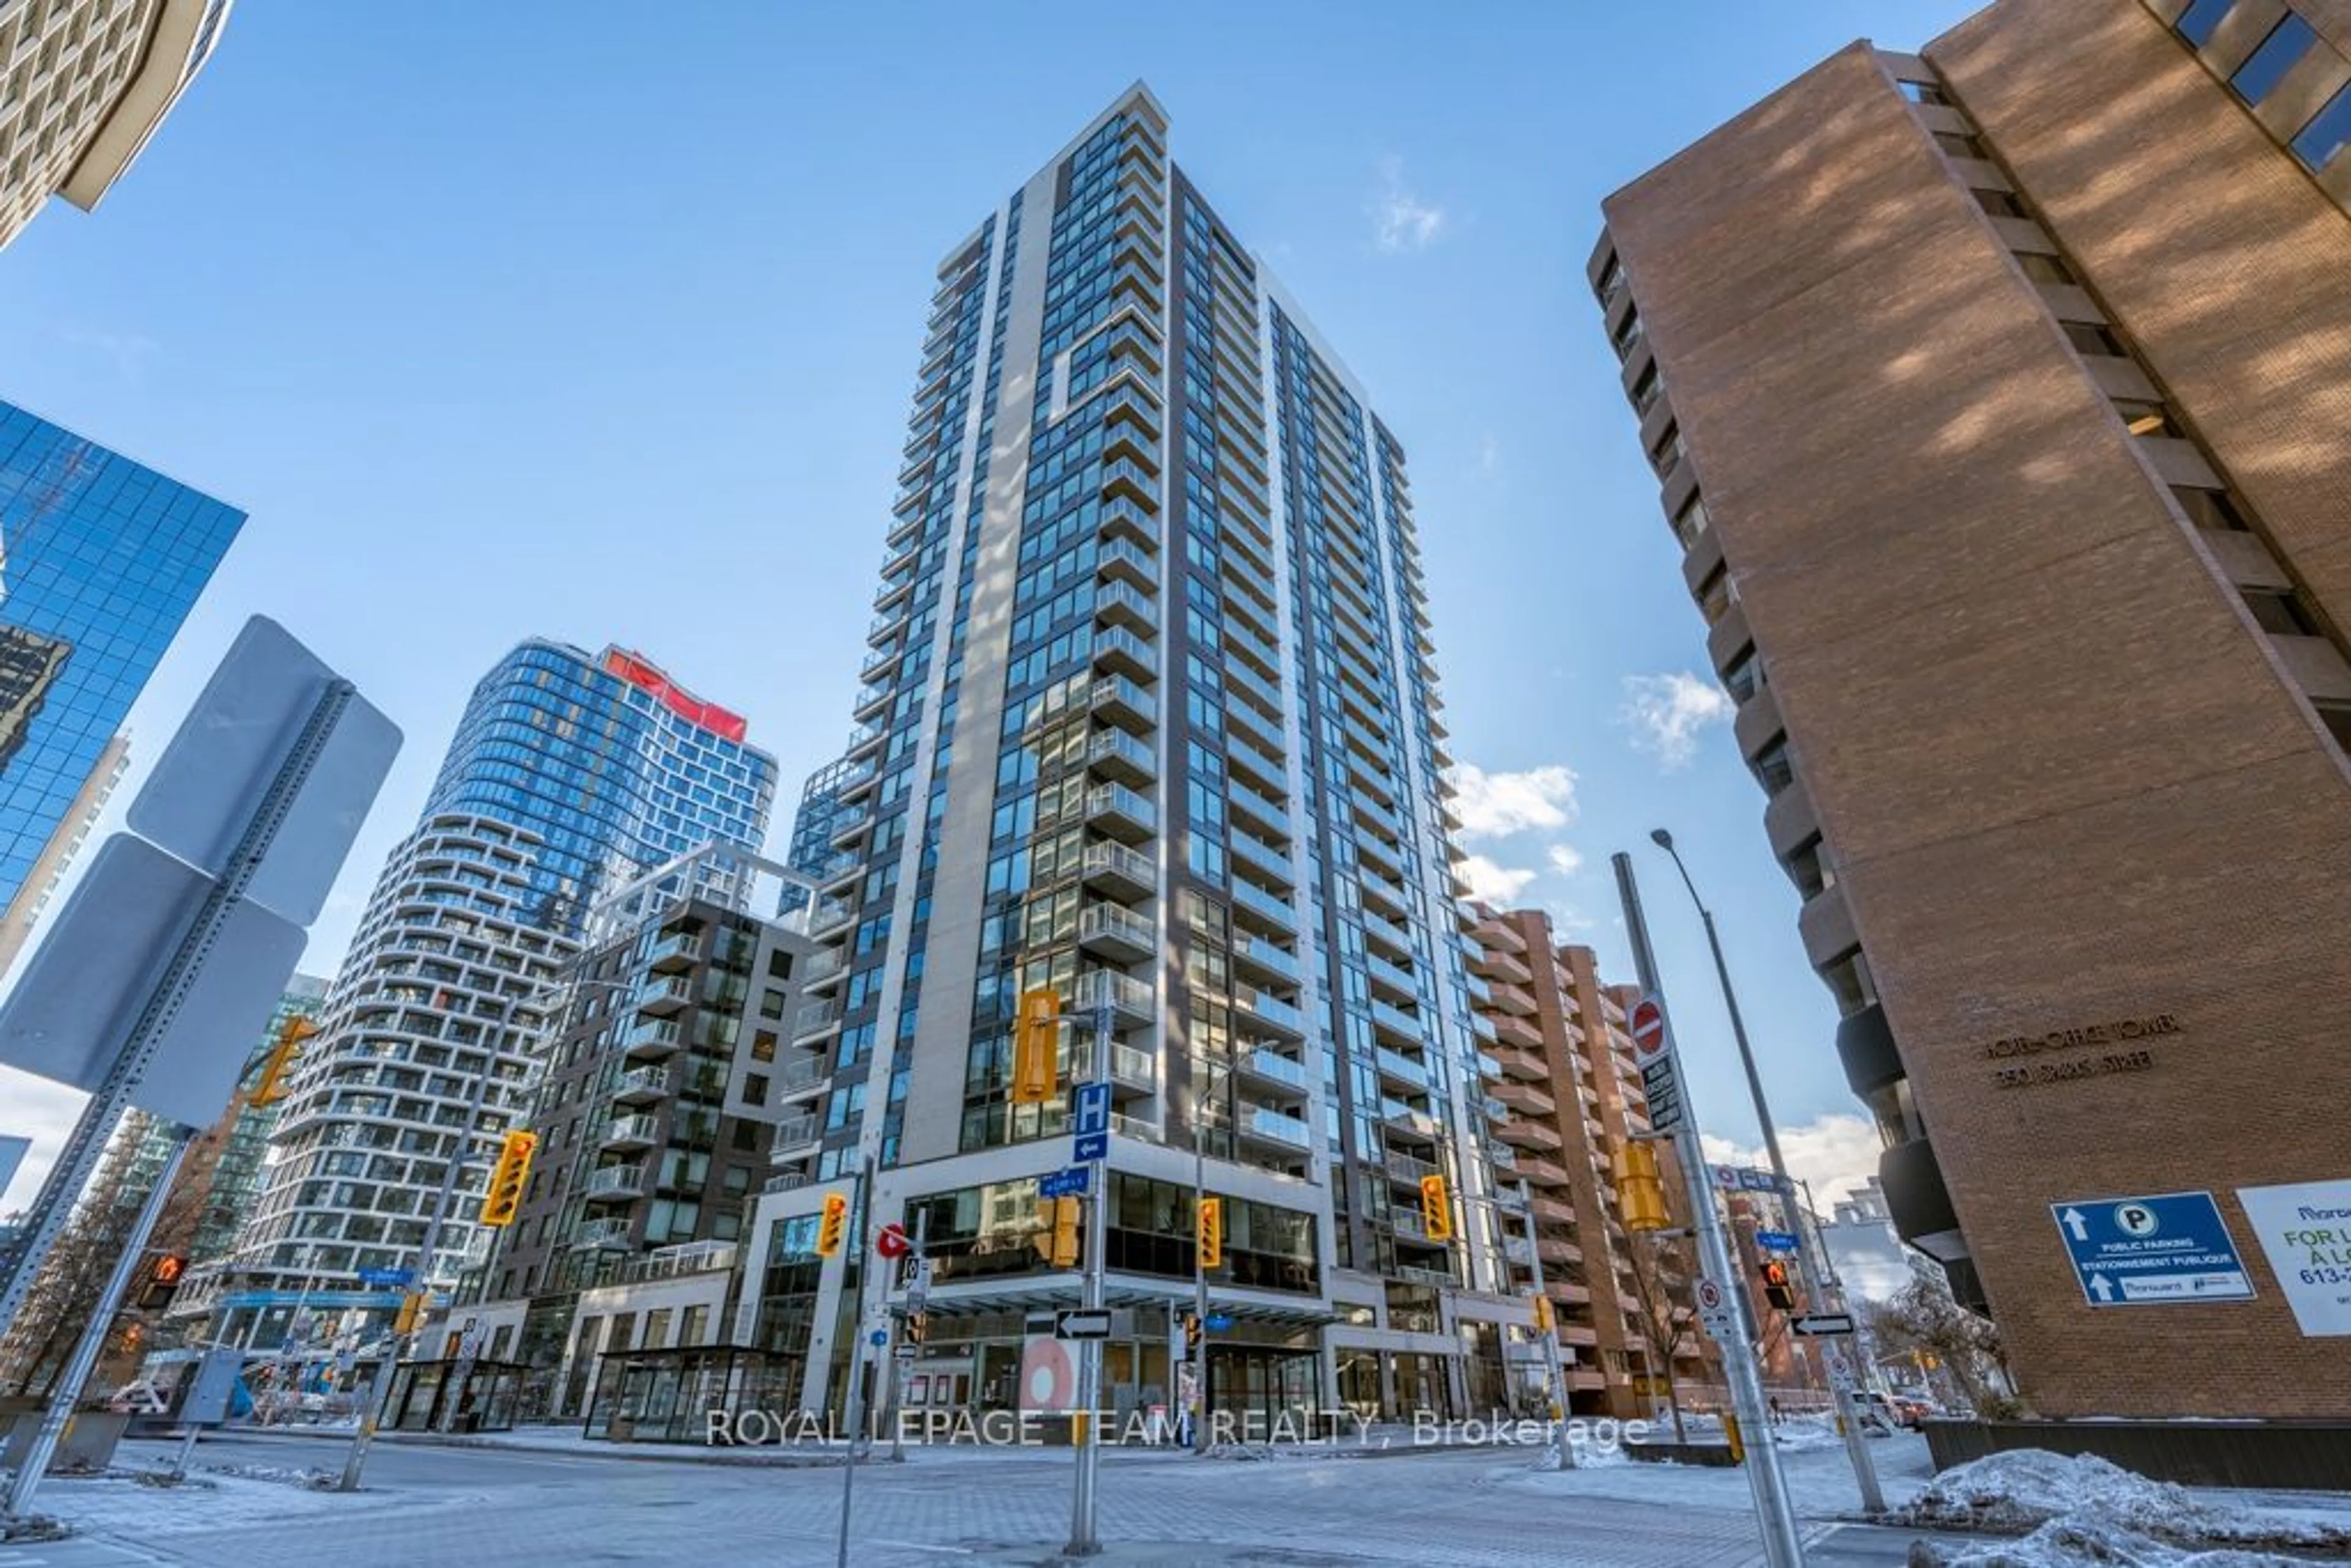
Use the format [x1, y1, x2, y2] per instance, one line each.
[1921, 1517, 2315, 1567]
[2, 1464, 471, 1539]
[1897, 1450, 2351, 1561]
[1485, 1427, 1938, 1519]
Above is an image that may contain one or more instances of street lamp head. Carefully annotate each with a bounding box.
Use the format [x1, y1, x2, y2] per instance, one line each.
[1649, 828, 1675, 851]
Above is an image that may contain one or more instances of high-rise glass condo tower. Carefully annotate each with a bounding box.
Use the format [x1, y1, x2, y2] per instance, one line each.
[423, 639, 779, 936]
[0, 401, 244, 914]
[741, 86, 1517, 1428]
[231, 642, 776, 1308]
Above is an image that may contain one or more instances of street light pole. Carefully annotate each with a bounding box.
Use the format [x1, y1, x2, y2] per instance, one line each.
[1649, 829, 1884, 1515]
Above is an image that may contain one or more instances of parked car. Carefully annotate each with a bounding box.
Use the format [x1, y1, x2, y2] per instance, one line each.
[1862, 1390, 1933, 1428]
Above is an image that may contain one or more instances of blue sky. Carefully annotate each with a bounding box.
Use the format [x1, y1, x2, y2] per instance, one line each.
[0, 1, 1978, 1210]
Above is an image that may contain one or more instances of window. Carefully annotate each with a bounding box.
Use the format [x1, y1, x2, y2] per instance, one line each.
[1671, 494, 1711, 549]
[744, 1072, 770, 1106]
[2015, 251, 2077, 285]
[1697, 565, 1734, 625]
[2062, 321, 2127, 357]
[2243, 588, 2322, 636]
[1629, 363, 1661, 416]
[1595, 254, 1626, 309]
[2173, 485, 2252, 532]
[2175, 0, 2235, 47]
[1787, 836, 1835, 900]
[1897, 80, 1949, 106]
[2316, 702, 2351, 754]
[1932, 132, 1988, 159]
[2229, 15, 2315, 106]
[1722, 646, 1763, 704]
[2291, 83, 2351, 170]
[1612, 312, 1646, 361]
[1752, 737, 1796, 797]
[1821, 948, 1879, 1017]
[1971, 188, 2028, 218]
[1648, 421, 1684, 479]
[2113, 399, 2181, 438]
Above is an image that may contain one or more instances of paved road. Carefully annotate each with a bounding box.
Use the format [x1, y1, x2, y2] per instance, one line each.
[3, 1433, 1968, 1567]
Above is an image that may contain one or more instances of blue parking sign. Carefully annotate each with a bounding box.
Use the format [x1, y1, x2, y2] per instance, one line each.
[2050, 1191, 2254, 1307]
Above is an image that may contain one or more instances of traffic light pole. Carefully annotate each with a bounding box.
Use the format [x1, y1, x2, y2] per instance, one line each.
[1513, 1181, 1572, 1469]
[1614, 852, 1807, 1568]
[834, 1151, 877, 1568]
[339, 1027, 503, 1493]
[1065, 996, 1112, 1556]
[3, 1130, 192, 1523]
[1190, 1099, 1209, 1454]
[1654, 835, 1883, 1515]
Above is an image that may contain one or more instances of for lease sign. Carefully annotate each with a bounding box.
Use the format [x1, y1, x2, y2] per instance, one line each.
[2235, 1180, 2351, 1338]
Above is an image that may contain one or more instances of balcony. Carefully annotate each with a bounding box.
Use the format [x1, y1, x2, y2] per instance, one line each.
[1096, 538, 1158, 593]
[1233, 986, 1305, 1038]
[771, 1113, 822, 1157]
[1227, 781, 1289, 839]
[1078, 902, 1156, 962]
[1240, 1105, 1314, 1151]
[624, 1019, 682, 1062]
[1365, 953, 1417, 1004]
[1489, 1011, 1543, 1052]
[613, 1065, 669, 1105]
[574, 1217, 634, 1252]
[1531, 1195, 1576, 1226]
[1494, 1079, 1557, 1117]
[646, 930, 698, 973]
[1094, 581, 1156, 632]
[1087, 673, 1155, 732]
[602, 1114, 660, 1152]
[1498, 1117, 1563, 1153]
[1229, 876, 1295, 936]
[1374, 1043, 1430, 1092]
[636, 974, 692, 1018]
[1235, 1048, 1311, 1094]
[1086, 727, 1156, 786]
[1074, 968, 1154, 1025]
[1232, 936, 1300, 986]
[1384, 1150, 1440, 1188]
[1228, 829, 1292, 882]
[1098, 495, 1157, 550]
[1081, 841, 1154, 901]
[798, 947, 846, 990]
[1084, 782, 1155, 843]
[1368, 998, 1425, 1048]
[584, 1164, 647, 1202]
[1226, 738, 1287, 795]
[1361, 910, 1413, 961]
[1516, 1155, 1572, 1188]
[791, 998, 844, 1043]
[1358, 868, 1411, 920]
[1381, 1100, 1440, 1141]
[860, 640, 907, 683]
[1092, 626, 1157, 683]
[773, 1054, 830, 1099]
[1071, 1038, 1158, 1097]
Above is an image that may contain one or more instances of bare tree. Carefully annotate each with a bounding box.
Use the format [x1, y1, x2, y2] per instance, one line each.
[1622, 1229, 1700, 1443]
[1864, 1274, 2016, 1417]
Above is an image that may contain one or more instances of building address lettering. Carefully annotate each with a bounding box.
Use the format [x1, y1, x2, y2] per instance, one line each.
[1978, 1015, 2181, 1090]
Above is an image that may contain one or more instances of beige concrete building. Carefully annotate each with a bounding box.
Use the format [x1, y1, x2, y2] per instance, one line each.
[1593, 0, 2351, 1422]
[0, 0, 234, 250]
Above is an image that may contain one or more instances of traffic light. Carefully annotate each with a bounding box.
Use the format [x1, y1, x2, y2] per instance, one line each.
[817, 1191, 850, 1258]
[1611, 1141, 1671, 1232]
[1030, 1195, 1082, 1268]
[394, 1289, 427, 1336]
[137, 1253, 189, 1311]
[906, 1311, 928, 1346]
[1529, 1294, 1554, 1334]
[1012, 987, 1061, 1105]
[1196, 1196, 1223, 1270]
[1418, 1174, 1453, 1242]
[1183, 1313, 1202, 1352]
[1760, 1258, 1797, 1311]
[249, 1016, 318, 1107]
[479, 1130, 538, 1227]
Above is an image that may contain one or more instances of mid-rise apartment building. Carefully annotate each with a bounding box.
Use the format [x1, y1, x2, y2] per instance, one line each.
[0, 0, 234, 249]
[736, 84, 1517, 1431]
[1592, 0, 2351, 1420]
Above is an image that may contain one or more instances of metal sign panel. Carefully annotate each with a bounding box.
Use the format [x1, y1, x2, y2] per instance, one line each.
[1056, 1310, 1114, 1341]
[1073, 1082, 1111, 1138]
[0, 1135, 26, 1196]
[1040, 1167, 1090, 1199]
[356, 1267, 414, 1289]
[181, 1346, 246, 1426]
[2234, 1179, 2351, 1337]
[1790, 1313, 1855, 1337]
[0, 835, 207, 1092]
[129, 893, 306, 1128]
[1628, 994, 1685, 1135]
[2050, 1191, 2254, 1307]
[1072, 1131, 1109, 1164]
[127, 616, 400, 927]
[1755, 1229, 1801, 1254]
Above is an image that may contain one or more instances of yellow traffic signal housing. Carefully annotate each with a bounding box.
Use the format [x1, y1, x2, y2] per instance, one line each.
[1761, 1258, 1797, 1311]
[1196, 1196, 1223, 1270]
[1183, 1313, 1202, 1351]
[817, 1191, 851, 1257]
[249, 1016, 318, 1108]
[906, 1311, 928, 1346]
[137, 1253, 188, 1312]
[1012, 988, 1061, 1105]
[1030, 1195, 1082, 1268]
[1612, 1142, 1671, 1232]
[393, 1289, 427, 1336]
[1529, 1294, 1554, 1334]
[1418, 1174, 1453, 1242]
[479, 1130, 538, 1228]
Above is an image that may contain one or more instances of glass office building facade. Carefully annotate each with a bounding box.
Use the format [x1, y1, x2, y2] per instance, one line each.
[0, 400, 243, 912]
[421, 639, 779, 936]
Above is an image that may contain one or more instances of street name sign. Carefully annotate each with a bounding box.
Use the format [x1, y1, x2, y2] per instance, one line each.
[1204, 1312, 1234, 1333]
[1755, 1229, 1801, 1254]
[1040, 1166, 1090, 1199]
[2050, 1191, 2253, 1307]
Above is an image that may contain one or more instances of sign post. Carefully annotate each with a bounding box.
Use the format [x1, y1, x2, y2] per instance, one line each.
[1067, 996, 1113, 1556]
[1613, 852, 1805, 1568]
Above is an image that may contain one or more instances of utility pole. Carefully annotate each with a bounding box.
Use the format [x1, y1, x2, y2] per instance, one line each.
[834, 1151, 877, 1568]
[1513, 1181, 1572, 1469]
[1651, 830, 1884, 1514]
[1614, 852, 1807, 1568]
[1065, 994, 1112, 1556]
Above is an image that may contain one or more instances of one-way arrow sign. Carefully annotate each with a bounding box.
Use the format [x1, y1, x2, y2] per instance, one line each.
[1789, 1313, 1854, 1337]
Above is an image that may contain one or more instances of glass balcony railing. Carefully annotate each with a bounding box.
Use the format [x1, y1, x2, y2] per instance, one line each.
[1245, 1106, 1314, 1149]
[1234, 987, 1305, 1034]
[1235, 936, 1300, 982]
[1243, 1049, 1310, 1090]
[1230, 877, 1295, 931]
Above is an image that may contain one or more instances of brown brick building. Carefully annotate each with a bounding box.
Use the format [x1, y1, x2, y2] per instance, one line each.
[1467, 907, 1725, 1418]
[1592, 0, 2351, 1420]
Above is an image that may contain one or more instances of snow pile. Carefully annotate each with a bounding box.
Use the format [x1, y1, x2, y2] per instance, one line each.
[1914, 1517, 2310, 1567]
[1197, 1441, 1280, 1461]
[1897, 1450, 2351, 1556]
[1771, 1416, 1847, 1454]
[1562, 1429, 1633, 1469]
[201, 1461, 338, 1490]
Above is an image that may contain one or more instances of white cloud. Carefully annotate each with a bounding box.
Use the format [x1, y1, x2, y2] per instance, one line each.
[1619, 672, 1734, 769]
[0, 1068, 91, 1211]
[1702, 1112, 1882, 1210]
[1450, 763, 1578, 841]
[1474, 433, 1501, 480]
[1457, 854, 1537, 904]
[1545, 843, 1584, 877]
[1371, 156, 1446, 253]
[60, 324, 159, 383]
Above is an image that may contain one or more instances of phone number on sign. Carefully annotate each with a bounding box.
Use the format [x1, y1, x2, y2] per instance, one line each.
[1991, 1049, 2154, 1089]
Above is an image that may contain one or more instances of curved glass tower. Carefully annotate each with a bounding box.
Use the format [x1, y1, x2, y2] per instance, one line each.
[422, 639, 779, 935]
